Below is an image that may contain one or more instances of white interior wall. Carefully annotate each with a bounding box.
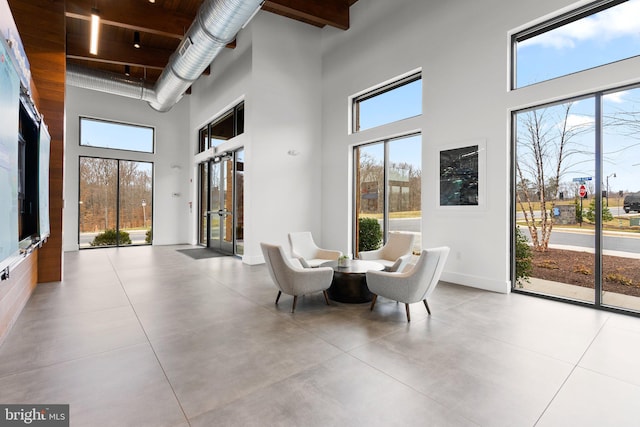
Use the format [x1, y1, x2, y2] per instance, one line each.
[188, 12, 323, 264]
[64, 85, 191, 251]
[62, 0, 640, 292]
[320, 0, 640, 293]
[246, 12, 323, 263]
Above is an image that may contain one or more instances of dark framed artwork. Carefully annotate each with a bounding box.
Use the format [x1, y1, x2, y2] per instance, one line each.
[439, 143, 481, 207]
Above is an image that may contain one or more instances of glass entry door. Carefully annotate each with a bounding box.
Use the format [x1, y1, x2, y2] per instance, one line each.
[198, 149, 243, 255]
[208, 155, 234, 254]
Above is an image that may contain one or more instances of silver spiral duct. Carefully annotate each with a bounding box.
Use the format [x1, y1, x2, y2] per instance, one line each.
[67, 63, 157, 102]
[66, 0, 263, 112]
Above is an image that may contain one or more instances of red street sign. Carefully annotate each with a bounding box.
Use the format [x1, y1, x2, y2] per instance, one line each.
[579, 184, 587, 198]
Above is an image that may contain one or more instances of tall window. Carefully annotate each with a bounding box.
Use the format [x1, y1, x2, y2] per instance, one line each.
[80, 117, 154, 153]
[352, 73, 422, 133]
[198, 102, 245, 153]
[354, 134, 422, 255]
[513, 85, 640, 314]
[512, 0, 640, 88]
[79, 157, 153, 248]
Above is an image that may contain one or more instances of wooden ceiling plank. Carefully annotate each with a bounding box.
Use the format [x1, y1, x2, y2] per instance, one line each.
[65, 0, 194, 39]
[66, 34, 172, 69]
[263, 0, 350, 30]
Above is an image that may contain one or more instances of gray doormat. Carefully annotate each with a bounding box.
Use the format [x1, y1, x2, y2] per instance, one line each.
[176, 248, 230, 260]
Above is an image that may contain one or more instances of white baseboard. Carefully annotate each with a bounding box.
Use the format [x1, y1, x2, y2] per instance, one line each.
[441, 271, 510, 294]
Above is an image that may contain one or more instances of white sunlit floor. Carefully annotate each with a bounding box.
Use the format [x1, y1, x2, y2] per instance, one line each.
[523, 277, 640, 312]
[0, 245, 639, 426]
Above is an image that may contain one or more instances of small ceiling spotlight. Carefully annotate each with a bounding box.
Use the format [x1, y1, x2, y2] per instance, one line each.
[133, 31, 141, 49]
[124, 65, 131, 76]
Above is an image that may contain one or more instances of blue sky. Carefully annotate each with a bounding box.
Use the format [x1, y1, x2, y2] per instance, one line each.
[516, 0, 640, 87]
[358, 79, 422, 133]
[358, 79, 422, 168]
[81, 118, 154, 153]
[515, 0, 640, 195]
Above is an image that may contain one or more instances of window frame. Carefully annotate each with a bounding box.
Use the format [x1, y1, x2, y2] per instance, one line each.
[511, 80, 640, 315]
[198, 101, 245, 153]
[78, 155, 154, 248]
[79, 116, 155, 154]
[351, 72, 422, 133]
[352, 132, 422, 256]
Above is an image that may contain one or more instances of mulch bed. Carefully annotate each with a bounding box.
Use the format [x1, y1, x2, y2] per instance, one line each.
[531, 248, 640, 298]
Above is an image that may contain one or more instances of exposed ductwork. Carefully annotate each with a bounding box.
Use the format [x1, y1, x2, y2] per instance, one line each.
[67, 0, 263, 112]
[67, 64, 157, 103]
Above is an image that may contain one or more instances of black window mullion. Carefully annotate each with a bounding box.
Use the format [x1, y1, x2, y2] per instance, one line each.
[515, 0, 627, 43]
[594, 93, 603, 307]
[383, 140, 390, 243]
[116, 160, 121, 247]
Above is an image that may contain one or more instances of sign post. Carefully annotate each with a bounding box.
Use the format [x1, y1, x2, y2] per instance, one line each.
[578, 185, 587, 226]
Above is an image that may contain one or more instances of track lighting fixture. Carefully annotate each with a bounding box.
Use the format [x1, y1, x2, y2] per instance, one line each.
[134, 31, 141, 49]
[90, 8, 100, 55]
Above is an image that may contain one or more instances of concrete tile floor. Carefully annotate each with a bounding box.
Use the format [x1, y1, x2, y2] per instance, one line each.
[0, 245, 639, 426]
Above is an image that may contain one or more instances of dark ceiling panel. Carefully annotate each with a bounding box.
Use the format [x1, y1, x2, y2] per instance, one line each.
[65, 0, 358, 86]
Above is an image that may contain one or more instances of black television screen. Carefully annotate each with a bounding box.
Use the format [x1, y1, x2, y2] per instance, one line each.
[18, 99, 39, 242]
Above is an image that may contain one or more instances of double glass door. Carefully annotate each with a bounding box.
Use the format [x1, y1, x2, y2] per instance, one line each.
[199, 149, 244, 255]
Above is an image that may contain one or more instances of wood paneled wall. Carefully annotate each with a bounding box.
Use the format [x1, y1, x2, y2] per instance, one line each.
[0, 252, 37, 347]
[0, 0, 65, 345]
[8, 0, 66, 282]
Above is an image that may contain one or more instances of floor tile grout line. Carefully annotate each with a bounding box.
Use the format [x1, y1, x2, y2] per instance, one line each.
[342, 350, 481, 426]
[532, 313, 612, 426]
[106, 249, 193, 427]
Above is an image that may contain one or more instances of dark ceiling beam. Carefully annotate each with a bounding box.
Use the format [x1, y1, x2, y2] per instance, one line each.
[66, 34, 172, 69]
[263, 0, 350, 30]
[65, 0, 194, 39]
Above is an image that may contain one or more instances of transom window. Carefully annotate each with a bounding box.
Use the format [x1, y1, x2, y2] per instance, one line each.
[80, 117, 154, 153]
[198, 102, 245, 153]
[512, 0, 640, 89]
[352, 73, 422, 133]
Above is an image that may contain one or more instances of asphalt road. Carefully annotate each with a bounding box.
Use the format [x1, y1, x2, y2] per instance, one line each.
[545, 229, 640, 254]
[391, 217, 640, 255]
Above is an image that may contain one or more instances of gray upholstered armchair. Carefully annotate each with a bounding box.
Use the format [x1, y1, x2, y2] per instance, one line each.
[261, 242, 334, 313]
[288, 231, 342, 268]
[359, 232, 416, 272]
[366, 247, 450, 321]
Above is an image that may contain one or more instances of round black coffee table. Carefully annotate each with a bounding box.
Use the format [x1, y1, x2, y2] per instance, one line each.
[322, 260, 385, 303]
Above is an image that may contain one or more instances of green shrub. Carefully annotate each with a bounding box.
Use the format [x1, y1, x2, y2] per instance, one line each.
[515, 226, 532, 287]
[145, 228, 152, 244]
[359, 217, 382, 252]
[584, 199, 613, 222]
[90, 229, 132, 246]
